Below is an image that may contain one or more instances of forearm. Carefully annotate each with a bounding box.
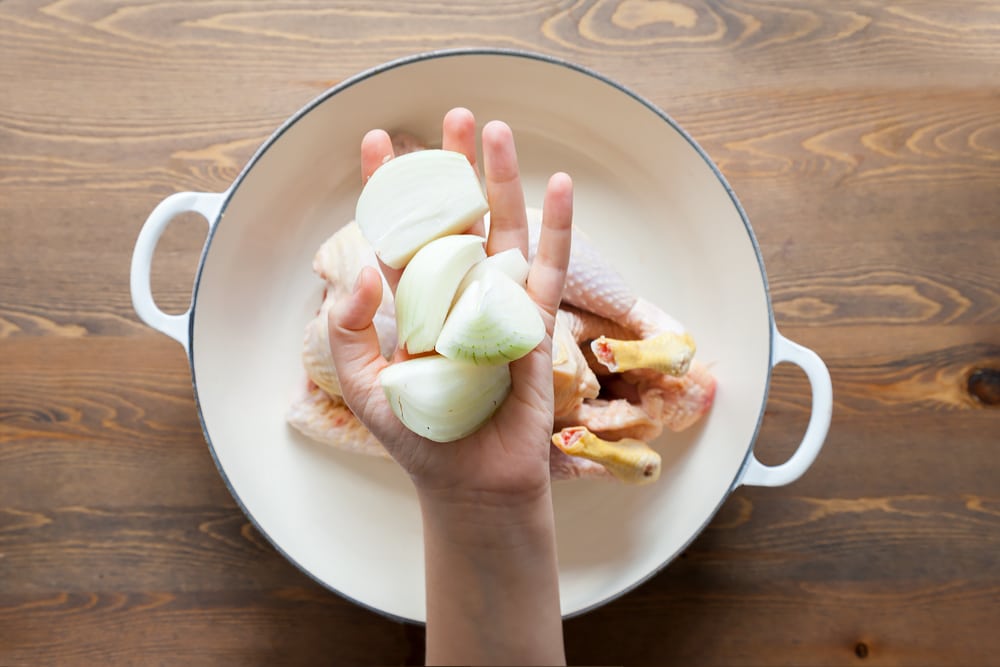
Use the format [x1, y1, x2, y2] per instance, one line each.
[418, 487, 566, 666]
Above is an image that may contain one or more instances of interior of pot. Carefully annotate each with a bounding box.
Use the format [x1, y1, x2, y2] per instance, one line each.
[190, 51, 773, 621]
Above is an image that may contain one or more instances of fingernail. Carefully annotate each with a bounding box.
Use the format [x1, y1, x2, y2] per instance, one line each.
[353, 268, 366, 294]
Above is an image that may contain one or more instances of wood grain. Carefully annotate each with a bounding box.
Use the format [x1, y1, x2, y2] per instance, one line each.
[1, 0, 998, 665]
[0, 589, 415, 666]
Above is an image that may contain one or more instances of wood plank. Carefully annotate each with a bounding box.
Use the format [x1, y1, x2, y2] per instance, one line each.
[0, 337, 226, 507]
[1, 577, 996, 666]
[768, 254, 1000, 328]
[0, 506, 282, 593]
[565, 576, 999, 666]
[0, 589, 415, 667]
[2, 2, 998, 99]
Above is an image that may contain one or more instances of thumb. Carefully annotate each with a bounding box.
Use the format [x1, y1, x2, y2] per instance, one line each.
[328, 265, 391, 410]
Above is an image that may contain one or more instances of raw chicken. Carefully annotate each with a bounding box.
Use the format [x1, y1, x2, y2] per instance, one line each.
[301, 222, 397, 397]
[292, 224, 621, 479]
[556, 397, 662, 443]
[551, 305, 715, 437]
[288, 143, 716, 484]
[552, 427, 661, 485]
[536, 216, 717, 435]
[527, 207, 685, 339]
[287, 382, 390, 459]
[551, 309, 600, 417]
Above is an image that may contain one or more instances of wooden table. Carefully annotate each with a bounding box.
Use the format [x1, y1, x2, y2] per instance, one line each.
[2, 2, 997, 665]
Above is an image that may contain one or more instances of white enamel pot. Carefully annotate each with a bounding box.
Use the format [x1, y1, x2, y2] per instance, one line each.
[130, 49, 832, 622]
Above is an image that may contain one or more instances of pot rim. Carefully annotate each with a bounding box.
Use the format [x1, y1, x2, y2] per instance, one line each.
[186, 47, 775, 623]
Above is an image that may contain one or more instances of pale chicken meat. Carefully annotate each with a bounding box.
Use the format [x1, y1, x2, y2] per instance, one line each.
[538, 218, 717, 435]
[310, 221, 397, 361]
[288, 382, 390, 459]
[288, 144, 716, 484]
[551, 309, 600, 417]
[551, 304, 715, 436]
[556, 397, 662, 443]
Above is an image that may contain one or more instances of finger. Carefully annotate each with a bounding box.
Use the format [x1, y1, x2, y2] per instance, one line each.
[526, 172, 573, 332]
[443, 107, 486, 238]
[329, 266, 413, 452]
[361, 129, 394, 184]
[482, 121, 528, 258]
[442, 107, 477, 169]
[360, 130, 401, 290]
[328, 266, 391, 409]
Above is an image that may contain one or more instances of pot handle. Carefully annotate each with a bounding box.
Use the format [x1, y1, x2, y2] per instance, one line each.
[740, 331, 833, 487]
[129, 191, 225, 356]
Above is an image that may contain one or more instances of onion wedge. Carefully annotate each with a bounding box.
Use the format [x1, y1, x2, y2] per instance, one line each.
[458, 248, 530, 293]
[394, 234, 486, 354]
[436, 267, 545, 365]
[355, 149, 489, 269]
[379, 355, 512, 442]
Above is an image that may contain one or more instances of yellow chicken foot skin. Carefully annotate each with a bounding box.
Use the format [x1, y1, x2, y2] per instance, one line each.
[551, 427, 661, 485]
[591, 331, 696, 376]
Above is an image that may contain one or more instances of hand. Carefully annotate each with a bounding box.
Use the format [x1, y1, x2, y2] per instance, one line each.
[330, 109, 571, 665]
[327, 108, 573, 504]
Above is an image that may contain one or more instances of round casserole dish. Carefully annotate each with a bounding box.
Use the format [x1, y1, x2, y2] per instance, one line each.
[130, 49, 832, 622]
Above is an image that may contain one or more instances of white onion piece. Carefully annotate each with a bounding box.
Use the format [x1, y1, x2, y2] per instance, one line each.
[379, 355, 511, 442]
[395, 234, 486, 354]
[436, 267, 545, 365]
[457, 248, 530, 297]
[355, 149, 489, 269]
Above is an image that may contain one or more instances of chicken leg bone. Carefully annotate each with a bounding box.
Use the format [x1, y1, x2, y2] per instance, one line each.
[552, 426, 661, 485]
[525, 208, 705, 382]
[591, 331, 696, 376]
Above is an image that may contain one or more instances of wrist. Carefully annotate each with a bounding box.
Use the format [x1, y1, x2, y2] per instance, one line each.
[416, 483, 556, 552]
[419, 483, 566, 666]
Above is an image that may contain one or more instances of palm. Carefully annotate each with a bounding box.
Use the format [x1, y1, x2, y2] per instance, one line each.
[329, 108, 573, 499]
[341, 321, 558, 497]
[400, 343, 556, 496]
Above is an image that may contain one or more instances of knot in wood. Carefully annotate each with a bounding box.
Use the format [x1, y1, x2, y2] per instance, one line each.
[967, 368, 1000, 406]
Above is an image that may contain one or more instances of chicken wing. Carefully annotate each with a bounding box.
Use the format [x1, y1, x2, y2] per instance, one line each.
[302, 222, 396, 397]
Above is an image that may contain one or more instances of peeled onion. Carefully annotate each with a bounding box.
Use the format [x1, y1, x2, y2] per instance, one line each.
[394, 234, 486, 354]
[436, 266, 544, 365]
[355, 149, 489, 269]
[379, 355, 511, 443]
